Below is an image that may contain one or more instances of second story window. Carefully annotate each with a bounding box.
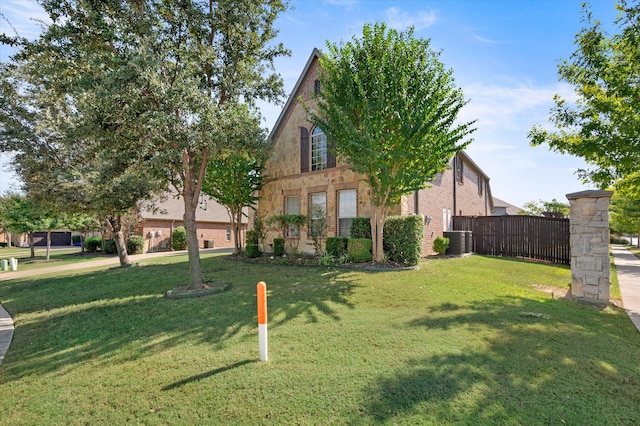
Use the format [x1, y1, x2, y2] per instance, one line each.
[311, 127, 327, 171]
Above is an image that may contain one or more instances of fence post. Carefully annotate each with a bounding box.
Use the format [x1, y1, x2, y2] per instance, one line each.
[566, 190, 613, 303]
[257, 281, 268, 361]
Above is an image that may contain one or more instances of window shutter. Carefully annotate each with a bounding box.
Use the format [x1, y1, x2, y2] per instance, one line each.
[327, 138, 336, 168]
[300, 127, 309, 173]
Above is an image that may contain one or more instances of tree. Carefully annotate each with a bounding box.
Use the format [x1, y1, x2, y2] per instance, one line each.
[1, 1, 289, 288]
[0, 193, 42, 258]
[309, 23, 475, 262]
[201, 111, 271, 254]
[610, 175, 640, 246]
[529, 2, 640, 189]
[519, 198, 570, 217]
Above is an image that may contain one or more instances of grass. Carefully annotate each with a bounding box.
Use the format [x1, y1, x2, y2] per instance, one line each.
[0, 247, 109, 272]
[627, 245, 640, 259]
[0, 253, 638, 425]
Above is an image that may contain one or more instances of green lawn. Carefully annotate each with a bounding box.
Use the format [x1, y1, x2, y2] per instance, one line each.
[0, 247, 110, 272]
[0, 253, 638, 425]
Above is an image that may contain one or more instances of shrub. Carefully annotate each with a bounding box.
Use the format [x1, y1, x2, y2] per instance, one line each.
[273, 238, 285, 256]
[103, 239, 118, 255]
[245, 244, 261, 258]
[350, 217, 371, 239]
[383, 215, 424, 265]
[172, 226, 187, 251]
[84, 236, 102, 252]
[246, 229, 261, 245]
[326, 237, 348, 258]
[127, 235, 145, 254]
[433, 236, 450, 255]
[610, 236, 630, 245]
[347, 238, 372, 263]
[72, 235, 81, 245]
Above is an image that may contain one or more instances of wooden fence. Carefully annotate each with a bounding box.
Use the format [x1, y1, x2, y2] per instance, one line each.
[452, 215, 570, 264]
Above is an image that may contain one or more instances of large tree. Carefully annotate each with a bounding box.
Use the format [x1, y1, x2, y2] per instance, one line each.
[610, 174, 640, 246]
[1, 1, 289, 287]
[529, 1, 640, 189]
[309, 23, 475, 262]
[201, 109, 271, 254]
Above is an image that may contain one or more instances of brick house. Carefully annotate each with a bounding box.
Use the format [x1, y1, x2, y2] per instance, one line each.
[137, 193, 245, 252]
[253, 49, 492, 256]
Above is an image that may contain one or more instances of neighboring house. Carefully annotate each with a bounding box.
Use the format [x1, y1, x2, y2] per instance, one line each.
[492, 197, 522, 216]
[137, 193, 246, 252]
[253, 49, 493, 256]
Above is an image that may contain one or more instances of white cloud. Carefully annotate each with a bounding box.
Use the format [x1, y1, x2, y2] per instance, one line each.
[385, 7, 437, 31]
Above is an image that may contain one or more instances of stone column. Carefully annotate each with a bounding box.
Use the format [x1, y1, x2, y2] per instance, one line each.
[566, 190, 613, 304]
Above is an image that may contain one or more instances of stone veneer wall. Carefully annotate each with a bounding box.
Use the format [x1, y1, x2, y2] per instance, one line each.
[566, 190, 613, 303]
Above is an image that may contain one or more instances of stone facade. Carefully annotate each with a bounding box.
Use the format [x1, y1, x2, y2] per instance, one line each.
[567, 190, 613, 303]
[254, 49, 493, 256]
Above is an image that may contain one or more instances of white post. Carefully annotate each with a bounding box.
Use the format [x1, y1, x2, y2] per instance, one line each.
[257, 281, 268, 361]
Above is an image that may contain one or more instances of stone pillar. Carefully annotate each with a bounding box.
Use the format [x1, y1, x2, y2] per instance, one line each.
[566, 190, 613, 304]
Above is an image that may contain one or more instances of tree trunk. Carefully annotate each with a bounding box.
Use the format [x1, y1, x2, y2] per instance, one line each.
[370, 205, 387, 262]
[29, 232, 35, 258]
[233, 209, 243, 255]
[183, 191, 205, 290]
[46, 230, 51, 261]
[106, 216, 131, 266]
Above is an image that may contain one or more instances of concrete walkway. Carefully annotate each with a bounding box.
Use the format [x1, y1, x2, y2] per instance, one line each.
[0, 248, 231, 365]
[612, 245, 640, 333]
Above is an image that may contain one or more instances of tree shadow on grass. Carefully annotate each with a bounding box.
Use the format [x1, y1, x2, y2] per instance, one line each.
[358, 296, 640, 425]
[0, 255, 359, 384]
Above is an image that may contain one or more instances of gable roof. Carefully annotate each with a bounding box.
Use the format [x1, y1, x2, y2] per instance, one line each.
[268, 48, 321, 142]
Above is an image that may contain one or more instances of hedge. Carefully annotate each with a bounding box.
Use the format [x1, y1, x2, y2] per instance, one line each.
[273, 238, 285, 256]
[383, 215, 423, 265]
[347, 238, 372, 263]
[172, 226, 187, 251]
[84, 237, 102, 252]
[350, 217, 371, 239]
[127, 235, 145, 254]
[326, 237, 348, 258]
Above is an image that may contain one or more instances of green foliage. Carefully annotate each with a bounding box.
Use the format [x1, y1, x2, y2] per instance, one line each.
[610, 236, 630, 245]
[610, 183, 640, 236]
[72, 235, 81, 245]
[126, 235, 145, 255]
[103, 239, 118, 255]
[245, 244, 261, 258]
[326, 237, 348, 258]
[529, 3, 640, 188]
[383, 215, 423, 265]
[433, 236, 450, 255]
[350, 217, 372, 239]
[84, 237, 102, 253]
[310, 22, 474, 261]
[246, 229, 261, 245]
[519, 199, 570, 217]
[267, 214, 307, 238]
[273, 238, 285, 256]
[347, 238, 373, 263]
[171, 227, 187, 251]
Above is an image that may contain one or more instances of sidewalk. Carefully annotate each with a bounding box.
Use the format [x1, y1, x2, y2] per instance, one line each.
[0, 248, 232, 365]
[611, 245, 640, 333]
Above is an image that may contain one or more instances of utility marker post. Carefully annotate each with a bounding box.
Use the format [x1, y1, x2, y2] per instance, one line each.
[257, 281, 268, 361]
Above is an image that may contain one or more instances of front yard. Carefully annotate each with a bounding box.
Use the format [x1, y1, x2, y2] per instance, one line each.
[0, 252, 638, 424]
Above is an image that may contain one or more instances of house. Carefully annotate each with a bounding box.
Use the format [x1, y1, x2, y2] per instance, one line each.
[253, 49, 493, 256]
[492, 197, 522, 216]
[136, 193, 246, 252]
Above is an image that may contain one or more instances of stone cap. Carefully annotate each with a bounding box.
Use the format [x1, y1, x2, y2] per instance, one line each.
[566, 190, 613, 200]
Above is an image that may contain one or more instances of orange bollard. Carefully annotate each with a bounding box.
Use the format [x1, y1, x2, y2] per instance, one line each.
[257, 281, 268, 361]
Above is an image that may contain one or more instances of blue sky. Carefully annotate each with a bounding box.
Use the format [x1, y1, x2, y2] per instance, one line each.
[0, 0, 621, 207]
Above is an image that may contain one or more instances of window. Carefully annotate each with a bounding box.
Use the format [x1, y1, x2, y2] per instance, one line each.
[311, 127, 327, 171]
[442, 208, 451, 232]
[285, 195, 300, 237]
[314, 79, 321, 95]
[478, 176, 483, 196]
[338, 189, 357, 237]
[309, 193, 327, 238]
[226, 226, 231, 241]
[456, 156, 464, 183]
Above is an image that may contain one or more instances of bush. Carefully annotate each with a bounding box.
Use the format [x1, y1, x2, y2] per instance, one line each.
[326, 237, 348, 258]
[84, 237, 102, 252]
[273, 238, 285, 256]
[127, 235, 145, 254]
[72, 235, 81, 245]
[433, 236, 450, 255]
[103, 239, 118, 255]
[172, 226, 187, 251]
[383, 215, 424, 265]
[245, 244, 261, 258]
[347, 238, 373, 263]
[350, 217, 371, 239]
[610, 236, 630, 245]
[246, 229, 261, 245]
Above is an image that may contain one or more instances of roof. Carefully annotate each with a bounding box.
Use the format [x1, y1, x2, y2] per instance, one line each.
[492, 197, 522, 215]
[140, 192, 246, 224]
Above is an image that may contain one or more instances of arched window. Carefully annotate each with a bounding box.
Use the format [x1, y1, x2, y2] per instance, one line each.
[311, 127, 327, 171]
